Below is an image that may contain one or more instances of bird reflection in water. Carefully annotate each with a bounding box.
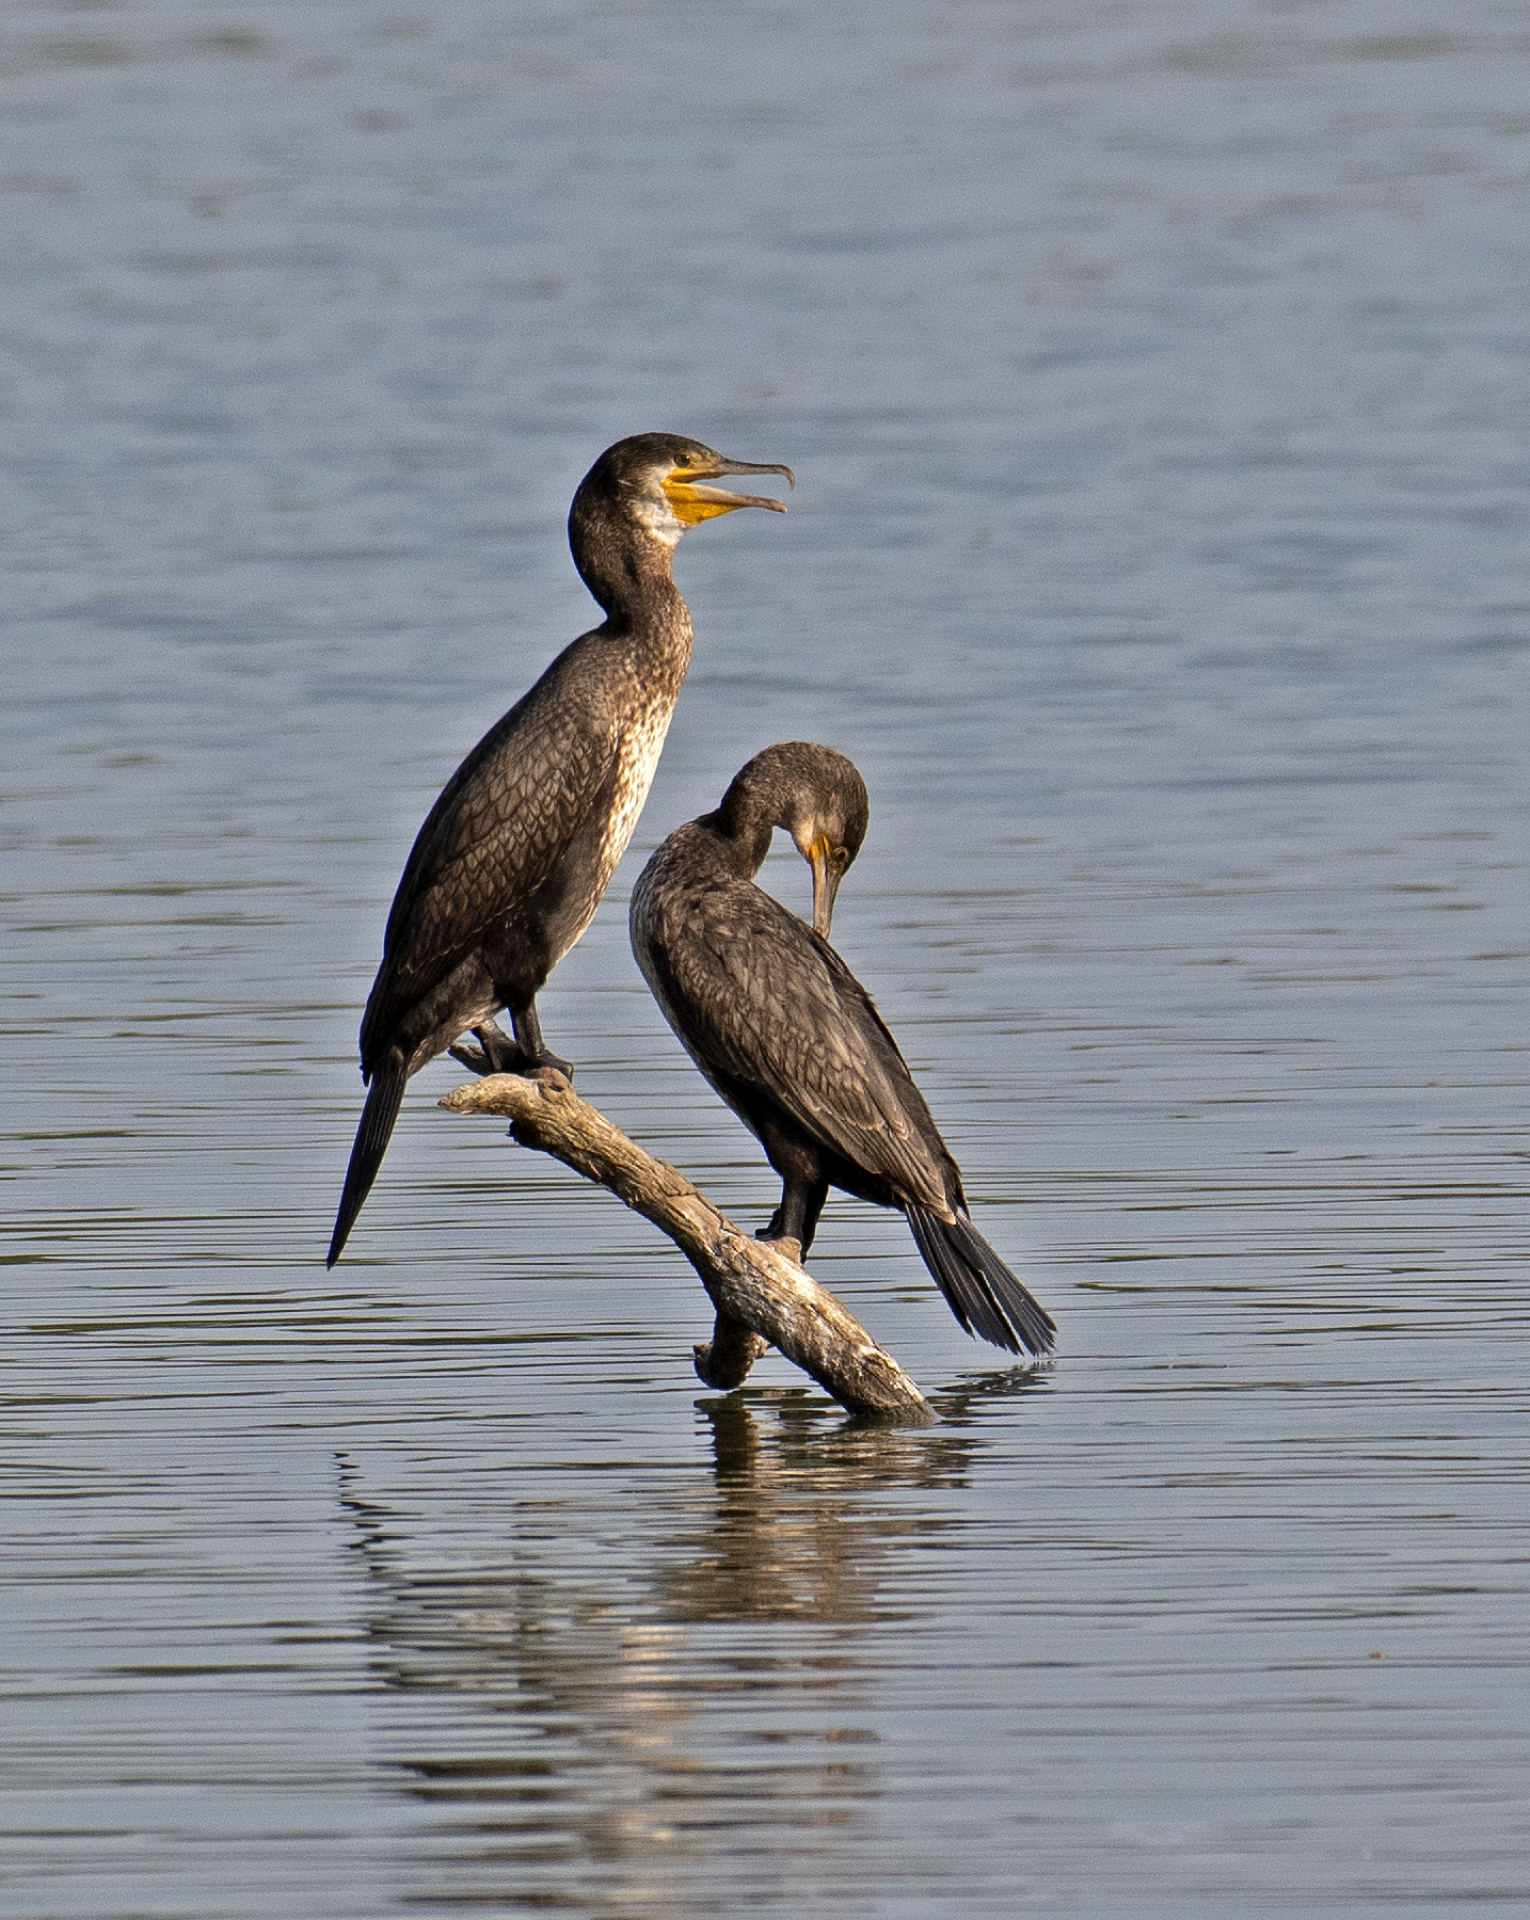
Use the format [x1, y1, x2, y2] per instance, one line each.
[334, 1391, 1028, 1909]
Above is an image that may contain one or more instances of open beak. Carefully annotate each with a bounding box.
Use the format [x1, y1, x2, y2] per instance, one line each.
[808, 837, 843, 941]
[663, 456, 794, 525]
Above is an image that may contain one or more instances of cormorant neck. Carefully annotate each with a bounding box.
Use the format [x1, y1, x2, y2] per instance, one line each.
[568, 490, 687, 627]
[703, 791, 779, 878]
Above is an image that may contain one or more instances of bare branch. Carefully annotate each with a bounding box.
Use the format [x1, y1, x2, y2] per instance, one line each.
[438, 1068, 930, 1419]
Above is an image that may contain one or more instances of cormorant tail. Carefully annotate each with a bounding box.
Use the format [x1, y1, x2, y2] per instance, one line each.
[905, 1202, 1056, 1357]
[327, 1069, 408, 1267]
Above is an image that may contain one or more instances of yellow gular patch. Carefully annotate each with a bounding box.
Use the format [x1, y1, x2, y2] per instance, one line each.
[661, 476, 746, 525]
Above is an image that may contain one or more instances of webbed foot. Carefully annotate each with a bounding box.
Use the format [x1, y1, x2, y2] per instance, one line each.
[474, 1021, 573, 1080]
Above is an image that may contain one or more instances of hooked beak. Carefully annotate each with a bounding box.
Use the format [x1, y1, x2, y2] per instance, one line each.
[808, 836, 843, 941]
[663, 456, 794, 526]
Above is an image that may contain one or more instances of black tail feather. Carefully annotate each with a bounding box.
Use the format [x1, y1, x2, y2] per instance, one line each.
[327, 1069, 408, 1267]
[905, 1203, 1056, 1357]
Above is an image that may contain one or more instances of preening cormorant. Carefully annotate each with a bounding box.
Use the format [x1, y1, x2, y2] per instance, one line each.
[630, 742, 1056, 1357]
[328, 433, 792, 1267]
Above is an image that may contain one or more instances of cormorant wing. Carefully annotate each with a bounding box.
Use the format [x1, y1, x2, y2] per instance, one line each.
[652, 877, 954, 1212]
[360, 650, 623, 1058]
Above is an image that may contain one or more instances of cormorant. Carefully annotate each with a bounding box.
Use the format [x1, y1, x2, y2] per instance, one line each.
[630, 742, 1056, 1357]
[328, 433, 793, 1266]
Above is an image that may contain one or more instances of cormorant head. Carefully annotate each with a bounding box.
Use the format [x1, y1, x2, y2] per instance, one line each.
[573, 433, 794, 555]
[717, 741, 869, 940]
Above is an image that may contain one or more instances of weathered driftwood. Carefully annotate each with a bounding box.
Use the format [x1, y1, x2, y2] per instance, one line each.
[438, 1058, 930, 1419]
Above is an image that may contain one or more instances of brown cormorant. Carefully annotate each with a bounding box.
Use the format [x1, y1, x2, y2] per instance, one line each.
[630, 742, 1056, 1357]
[327, 433, 793, 1266]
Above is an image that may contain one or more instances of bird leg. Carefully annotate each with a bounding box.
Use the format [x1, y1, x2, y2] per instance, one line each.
[757, 1175, 828, 1265]
[473, 1002, 574, 1080]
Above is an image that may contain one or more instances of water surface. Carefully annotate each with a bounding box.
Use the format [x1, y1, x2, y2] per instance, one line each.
[2, 1, 1528, 1914]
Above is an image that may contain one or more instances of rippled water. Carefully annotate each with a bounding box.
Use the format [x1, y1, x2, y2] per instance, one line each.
[3, 1, 1529, 1914]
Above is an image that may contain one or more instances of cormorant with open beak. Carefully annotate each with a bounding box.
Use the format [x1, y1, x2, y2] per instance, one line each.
[328, 433, 792, 1266]
[630, 742, 1056, 1356]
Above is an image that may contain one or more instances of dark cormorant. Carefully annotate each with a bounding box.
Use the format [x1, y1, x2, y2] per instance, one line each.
[630, 742, 1056, 1357]
[328, 433, 793, 1267]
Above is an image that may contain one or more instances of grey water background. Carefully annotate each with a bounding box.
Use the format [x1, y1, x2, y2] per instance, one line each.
[3, 0, 1528, 1913]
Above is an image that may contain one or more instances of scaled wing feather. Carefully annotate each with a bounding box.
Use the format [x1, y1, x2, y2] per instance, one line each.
[657, 880, 951, 1210]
